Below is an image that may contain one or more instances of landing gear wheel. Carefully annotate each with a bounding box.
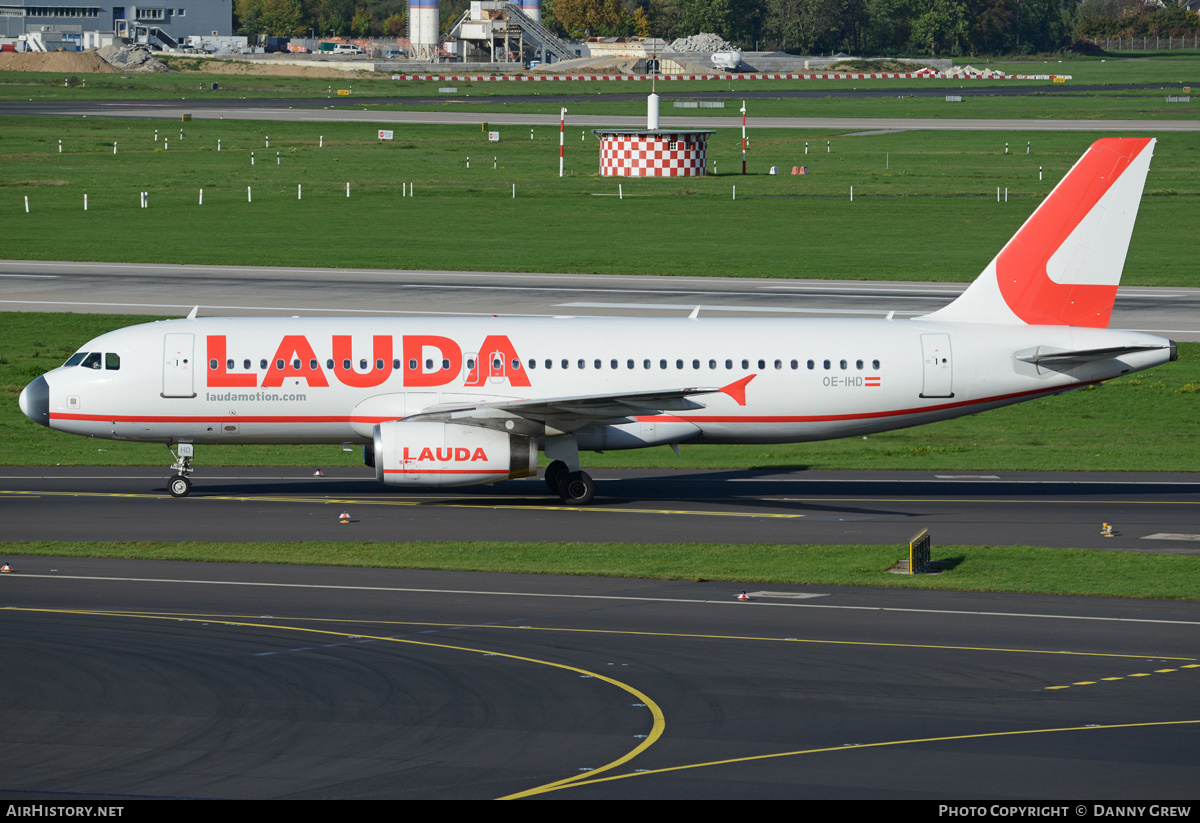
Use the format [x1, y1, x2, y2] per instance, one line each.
[558, 471, 595, 506]
[168, 475, 192, 498]
[545, 460, 568, 494]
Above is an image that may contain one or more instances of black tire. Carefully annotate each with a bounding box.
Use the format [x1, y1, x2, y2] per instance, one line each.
[558, 471, 595, 506]
[545, 460, 568, 493]
[168, 475, 192, 498]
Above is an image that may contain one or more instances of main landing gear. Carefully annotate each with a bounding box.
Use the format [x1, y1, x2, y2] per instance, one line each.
[544, 459, 596, 506]
[167, 443, 195, 497]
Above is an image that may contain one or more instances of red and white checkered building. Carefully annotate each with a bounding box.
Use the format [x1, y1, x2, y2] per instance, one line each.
[594, 129, 714, 178]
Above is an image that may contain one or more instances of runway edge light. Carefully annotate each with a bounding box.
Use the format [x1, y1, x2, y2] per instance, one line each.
[339, 511, 350, 524]
[1, 563, 12, 573]
[737, 591, 749, 601]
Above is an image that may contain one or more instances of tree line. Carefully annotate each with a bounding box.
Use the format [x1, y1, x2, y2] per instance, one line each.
[233, 0, 1200, 55]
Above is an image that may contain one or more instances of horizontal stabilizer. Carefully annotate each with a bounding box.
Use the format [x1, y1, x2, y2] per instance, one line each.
[1016, 344, 1168, 367]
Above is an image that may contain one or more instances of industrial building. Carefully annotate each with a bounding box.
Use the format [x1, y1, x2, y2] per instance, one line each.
[0, 0, 230, 50]
[442, 1, 574, 65]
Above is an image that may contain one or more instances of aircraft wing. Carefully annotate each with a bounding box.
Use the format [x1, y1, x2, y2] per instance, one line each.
[403, 376, 755, 431]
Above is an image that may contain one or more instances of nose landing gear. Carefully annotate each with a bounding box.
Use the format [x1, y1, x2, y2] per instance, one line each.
[168, 442, 195, 497]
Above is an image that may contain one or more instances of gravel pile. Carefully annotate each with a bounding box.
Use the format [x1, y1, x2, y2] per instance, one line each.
[667, 33, 734, 53]
[941, 64, 1007, 78]
[97, 45, 171, 73]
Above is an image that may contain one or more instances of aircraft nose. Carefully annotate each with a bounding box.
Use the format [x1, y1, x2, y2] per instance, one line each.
[19, 375, 50, 427]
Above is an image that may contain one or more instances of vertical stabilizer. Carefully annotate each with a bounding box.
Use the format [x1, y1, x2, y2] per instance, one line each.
[922, 138, 1155, 328]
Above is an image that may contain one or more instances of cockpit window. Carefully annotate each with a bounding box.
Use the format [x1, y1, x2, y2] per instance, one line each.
[105, 353, 121, 371]
[80, 352, 102, 370]
[64, 352, 88, 367]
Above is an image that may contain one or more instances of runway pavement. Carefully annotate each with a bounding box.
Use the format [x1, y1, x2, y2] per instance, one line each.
[4, 467, 1200, 553]
[3, 96, 1199, 132]
[1, 555, 1197, 799]
[4, 260, 1199, 341]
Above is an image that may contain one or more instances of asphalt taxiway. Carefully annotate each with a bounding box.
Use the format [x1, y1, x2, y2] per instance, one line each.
[1, 555, 1197, 799]
[4, 467, 1200, 553]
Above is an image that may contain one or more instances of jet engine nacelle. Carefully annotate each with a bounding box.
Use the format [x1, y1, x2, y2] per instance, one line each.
[372, 420, 537, 487]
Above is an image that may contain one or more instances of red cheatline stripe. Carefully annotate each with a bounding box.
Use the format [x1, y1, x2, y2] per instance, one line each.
[383, 468, 509, 475]
[49, 380, 1099, 428]
[51, 413, 397, 424]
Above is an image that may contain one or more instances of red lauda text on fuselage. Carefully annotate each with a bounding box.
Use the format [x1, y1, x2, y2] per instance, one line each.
[205, 334, 530, 389]
[402, 447, 490, 463]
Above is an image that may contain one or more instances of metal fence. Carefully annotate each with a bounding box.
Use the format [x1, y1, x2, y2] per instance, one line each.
[1091, 36, 1200, 50]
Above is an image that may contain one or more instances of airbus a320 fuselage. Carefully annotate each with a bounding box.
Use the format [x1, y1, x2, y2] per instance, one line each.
[20, 138, 1175, 504]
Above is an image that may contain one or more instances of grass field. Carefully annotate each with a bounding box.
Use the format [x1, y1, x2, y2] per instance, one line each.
[2, 57, 1197, 587]
[3, 118, 1198, 284]
[0, 52, 1196, 102]
[2, 312, 1196, 472]
[5, 540, 1197, 599]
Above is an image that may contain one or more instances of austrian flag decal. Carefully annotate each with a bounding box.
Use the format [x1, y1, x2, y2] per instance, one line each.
[865, 376, 881, 387]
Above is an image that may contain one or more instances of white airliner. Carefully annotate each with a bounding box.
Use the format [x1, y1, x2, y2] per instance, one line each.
[19, 138, 1175, 505]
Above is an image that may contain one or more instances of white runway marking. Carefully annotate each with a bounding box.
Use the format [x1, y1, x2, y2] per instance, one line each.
[4, 573, 1199, 625]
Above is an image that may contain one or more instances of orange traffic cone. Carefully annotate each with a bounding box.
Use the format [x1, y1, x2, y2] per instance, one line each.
[313, 470, 323, 476]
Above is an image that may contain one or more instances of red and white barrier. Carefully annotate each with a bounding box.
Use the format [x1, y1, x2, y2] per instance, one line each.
[390, 72, 1070, 82]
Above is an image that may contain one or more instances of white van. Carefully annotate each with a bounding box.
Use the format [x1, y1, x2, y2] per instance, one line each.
[332, 44, 364, 55]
